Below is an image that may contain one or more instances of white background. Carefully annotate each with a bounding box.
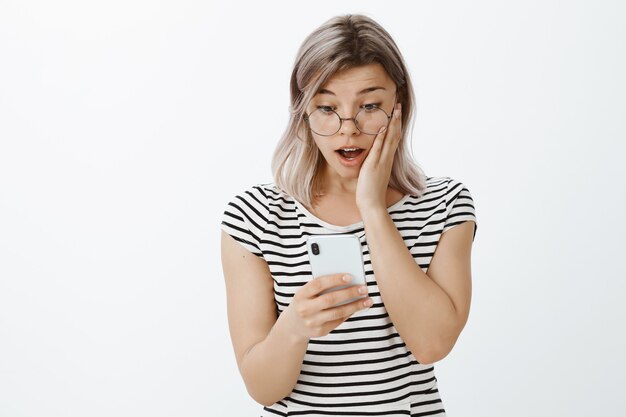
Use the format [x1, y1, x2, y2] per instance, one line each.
[1, 1, 625, 416]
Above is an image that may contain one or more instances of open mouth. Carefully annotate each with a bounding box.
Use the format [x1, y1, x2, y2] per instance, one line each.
[336, 147, 364, 160]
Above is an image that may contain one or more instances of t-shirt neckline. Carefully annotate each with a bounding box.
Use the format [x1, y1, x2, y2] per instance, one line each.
[293, 194, 411, 232]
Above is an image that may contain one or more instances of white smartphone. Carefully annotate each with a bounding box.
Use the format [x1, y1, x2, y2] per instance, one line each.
[306, 234, 367, 306]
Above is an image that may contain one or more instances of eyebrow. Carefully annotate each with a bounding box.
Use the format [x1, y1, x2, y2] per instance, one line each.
[316, 86, 386, 96]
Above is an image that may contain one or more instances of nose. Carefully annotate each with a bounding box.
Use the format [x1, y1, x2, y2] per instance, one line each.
[338, 117, 359, 136]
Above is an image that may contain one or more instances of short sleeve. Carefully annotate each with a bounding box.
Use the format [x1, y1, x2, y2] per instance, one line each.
[220, 185, 269, 258]
[442, 179, 478, 240]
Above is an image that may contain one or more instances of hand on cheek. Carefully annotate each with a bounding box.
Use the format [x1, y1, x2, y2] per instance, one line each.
[356, 103, 402, 213]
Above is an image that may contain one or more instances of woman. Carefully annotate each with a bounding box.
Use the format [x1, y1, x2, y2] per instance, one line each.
[221, 14, 477, 416]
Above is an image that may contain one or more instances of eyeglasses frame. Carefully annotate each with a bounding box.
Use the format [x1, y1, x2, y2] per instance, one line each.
[303, 93, 398, 137]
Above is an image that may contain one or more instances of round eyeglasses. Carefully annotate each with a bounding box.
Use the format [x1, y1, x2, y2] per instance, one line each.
[304, 103, 396, 136]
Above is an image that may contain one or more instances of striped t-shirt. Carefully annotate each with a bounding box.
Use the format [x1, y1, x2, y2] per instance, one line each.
[221, 176, 478, 417]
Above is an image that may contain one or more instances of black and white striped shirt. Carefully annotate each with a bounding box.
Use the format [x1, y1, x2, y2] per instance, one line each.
[221, 176, 478, 417]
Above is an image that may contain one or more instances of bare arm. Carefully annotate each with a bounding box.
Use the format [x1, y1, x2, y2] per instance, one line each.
[355, 103, 475, 364]
[220, 231, 372, 406]
[360, 212, 475, 364]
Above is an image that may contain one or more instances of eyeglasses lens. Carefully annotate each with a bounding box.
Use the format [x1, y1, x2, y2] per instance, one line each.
[308, 108, 389, 136]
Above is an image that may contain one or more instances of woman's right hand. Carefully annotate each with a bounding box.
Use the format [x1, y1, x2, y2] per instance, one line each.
[282, 274, 373, 342]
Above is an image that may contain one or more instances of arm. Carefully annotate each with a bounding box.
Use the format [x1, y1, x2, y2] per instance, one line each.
[360, 212, 475, 364]
[221, 231, 372, 406]
[221, 231, 307, 406]
[355, 103, 475, 363]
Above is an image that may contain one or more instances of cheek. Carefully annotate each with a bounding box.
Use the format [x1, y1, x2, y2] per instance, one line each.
[311, 137, 323, 152]
[312, 137, 332, 154]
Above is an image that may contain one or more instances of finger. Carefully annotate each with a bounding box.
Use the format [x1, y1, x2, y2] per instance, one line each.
[380, 103, 402, 164]
[313, 283, 369, 311]
[304, 273, 354, 298]
[364, 125, 387, 166]
[318, 295, 374, 325]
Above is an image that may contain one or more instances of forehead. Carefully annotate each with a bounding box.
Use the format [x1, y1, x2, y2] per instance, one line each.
[318, 63, 394, 96]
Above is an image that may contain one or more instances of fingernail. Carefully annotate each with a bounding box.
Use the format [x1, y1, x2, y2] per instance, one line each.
[358, 286, 367, 294]
[363, 298, 373, 307]
[343, 274, 353, 282]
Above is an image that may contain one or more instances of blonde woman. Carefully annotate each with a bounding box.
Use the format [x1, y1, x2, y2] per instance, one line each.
[221, 14, 477, 416]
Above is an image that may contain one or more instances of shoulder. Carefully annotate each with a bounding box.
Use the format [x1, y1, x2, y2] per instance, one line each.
[221, 183, 286, 257]
[224, 183, 270, 216]
[446, 177, 472, 199]
[424, 176, 477, 237]
[223, 183, 294, 217]
[420, 176, 473, 201]
[255, 183, 293, 203]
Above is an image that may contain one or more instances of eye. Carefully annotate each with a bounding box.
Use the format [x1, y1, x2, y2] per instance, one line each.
[316, 105, 335, 114]
[361, 103, 382, 112]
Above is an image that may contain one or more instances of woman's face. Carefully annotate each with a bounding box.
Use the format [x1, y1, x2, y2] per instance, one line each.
[306, 63, 398, 182]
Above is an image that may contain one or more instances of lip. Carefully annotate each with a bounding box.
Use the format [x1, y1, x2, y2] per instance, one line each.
[335, 148, 366, 167]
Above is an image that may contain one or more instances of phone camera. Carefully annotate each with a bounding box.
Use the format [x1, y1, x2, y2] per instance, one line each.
[311, 243, 320, 255]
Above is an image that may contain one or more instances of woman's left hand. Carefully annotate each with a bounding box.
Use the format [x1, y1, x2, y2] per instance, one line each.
[356, 102, 402, 214]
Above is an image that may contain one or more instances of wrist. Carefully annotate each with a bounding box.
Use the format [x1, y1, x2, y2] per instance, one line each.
[359, 206, 390, 224]
[273, 307, 311, 346]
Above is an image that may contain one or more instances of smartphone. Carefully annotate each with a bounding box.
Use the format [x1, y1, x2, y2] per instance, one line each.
[306, 234, 367, 306]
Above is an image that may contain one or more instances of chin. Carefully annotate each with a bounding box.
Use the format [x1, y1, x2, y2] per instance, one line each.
[334, 165, 361, 178]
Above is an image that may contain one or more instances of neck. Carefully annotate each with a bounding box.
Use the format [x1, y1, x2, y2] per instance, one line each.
[317, 166, 358, 197]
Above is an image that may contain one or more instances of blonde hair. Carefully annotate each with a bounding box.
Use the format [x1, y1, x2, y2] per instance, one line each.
[271, 14, 427, 207]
